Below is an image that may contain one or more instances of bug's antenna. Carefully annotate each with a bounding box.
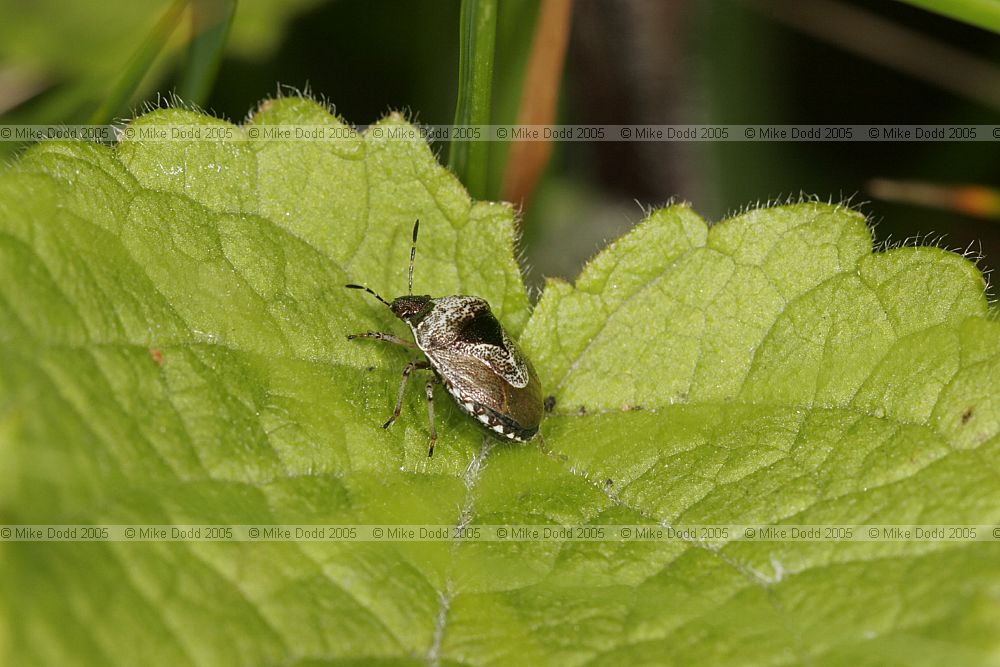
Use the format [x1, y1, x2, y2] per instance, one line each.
[408, 219, 419, 295]
[345, 283, 391, 308]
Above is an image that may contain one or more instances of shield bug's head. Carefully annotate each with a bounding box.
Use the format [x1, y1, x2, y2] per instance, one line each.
[390, 294, 433, 323]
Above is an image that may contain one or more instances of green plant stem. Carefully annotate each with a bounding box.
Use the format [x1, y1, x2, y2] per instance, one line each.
[178, 0, 237, 106]
[89, 0, 189, 124]
[449, 0, 497, 199]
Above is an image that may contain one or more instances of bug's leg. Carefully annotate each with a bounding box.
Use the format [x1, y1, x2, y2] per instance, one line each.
[425, 376, 441, 457]
[383, 360, 431, 430]
[347, 331, 419, 349]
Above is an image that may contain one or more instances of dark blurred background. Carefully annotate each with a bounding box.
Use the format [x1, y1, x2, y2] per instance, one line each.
[2, 0, 997, 297]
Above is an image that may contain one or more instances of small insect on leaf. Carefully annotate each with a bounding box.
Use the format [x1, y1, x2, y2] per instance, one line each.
[347, 220, 543, 456]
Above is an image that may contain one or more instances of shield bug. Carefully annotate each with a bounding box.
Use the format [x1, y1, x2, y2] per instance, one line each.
[346, 220, 543, 456]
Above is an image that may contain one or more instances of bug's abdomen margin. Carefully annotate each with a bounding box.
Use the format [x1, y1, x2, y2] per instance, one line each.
[445, 383, 538, 442]
[430, 353, 543, 442]
[452, 393, 539, 442]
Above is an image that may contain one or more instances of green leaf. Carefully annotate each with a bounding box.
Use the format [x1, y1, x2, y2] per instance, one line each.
[2, 99, 1000, 666]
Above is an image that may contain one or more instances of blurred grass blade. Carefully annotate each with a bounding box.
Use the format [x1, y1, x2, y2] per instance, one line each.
[749, 0, 1000, 112]
[449, 0, 498, 199]
[89, 0, 188, 124]
[898, 0, 1000, 35]
[0, 67, 51, 116]
[486, 0, 543, 200]
[502, 0, 574, 210]
[869, 177, 1000, 219]
[178, 0, 237, 106]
